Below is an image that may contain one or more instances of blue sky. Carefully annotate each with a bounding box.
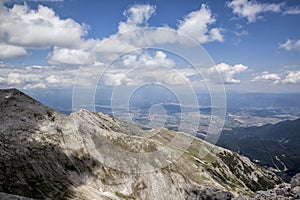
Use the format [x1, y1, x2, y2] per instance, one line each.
[0, 0, 300, 93]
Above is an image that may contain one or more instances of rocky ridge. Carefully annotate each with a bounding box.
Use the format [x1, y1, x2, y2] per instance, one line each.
[0, 88, 293, 199]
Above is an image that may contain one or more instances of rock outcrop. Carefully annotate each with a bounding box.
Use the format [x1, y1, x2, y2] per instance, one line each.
[234, 173, 300, 199]
[0, 89, 288, 199]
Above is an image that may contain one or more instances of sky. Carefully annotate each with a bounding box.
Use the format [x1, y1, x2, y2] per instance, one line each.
[0, 0, 300, 94]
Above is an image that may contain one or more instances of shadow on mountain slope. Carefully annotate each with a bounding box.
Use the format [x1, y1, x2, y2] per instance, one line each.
[0, 89, 99, 199]
[0, 139, 98, 199]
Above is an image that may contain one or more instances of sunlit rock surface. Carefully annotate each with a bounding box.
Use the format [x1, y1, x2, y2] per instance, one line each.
[0, 89, 287, 199]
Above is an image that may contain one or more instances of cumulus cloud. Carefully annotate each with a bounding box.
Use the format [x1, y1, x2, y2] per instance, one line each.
[94, 33, 139, 53]
[227, 0, 283, 23]
[282, 71, 300, 84]
[118, 4, 156, 33]
[177, 4, 223, 43]
[0, 3, 225, 89]
[94, 3, 224, 58]
[97, 51, 197, 86]
[0, 3, 93, 49]
[279, 39, 300, 52]
[100, 3, 223, 54]
[0, 44, 28, 59]
[122, 51, 175, 67]
[47, 3, 223, 64]
[0, 2, 99, 62]
[251, 71, 281, 84]
[208, 63, 248, 84]
[47, 47, 95, 65]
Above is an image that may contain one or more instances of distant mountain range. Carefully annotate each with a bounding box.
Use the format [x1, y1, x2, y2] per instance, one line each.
[0, 88, 286, 199]
[218, 118, 300, 180]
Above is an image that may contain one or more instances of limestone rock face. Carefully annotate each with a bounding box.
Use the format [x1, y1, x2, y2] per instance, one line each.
[0, 89, 286, 199]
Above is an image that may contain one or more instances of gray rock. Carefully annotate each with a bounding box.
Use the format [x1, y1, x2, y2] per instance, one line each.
[291, 173, 300, 188]
[0, 192, 32, 200]
[185, 187, 233, 200]
[292, 186, 300, 198]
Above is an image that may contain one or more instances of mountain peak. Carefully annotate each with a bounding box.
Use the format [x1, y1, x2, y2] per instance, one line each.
[1, 88, 51, 112]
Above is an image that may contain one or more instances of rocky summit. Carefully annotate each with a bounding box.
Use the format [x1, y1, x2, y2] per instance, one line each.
[0, 88, 297, 199]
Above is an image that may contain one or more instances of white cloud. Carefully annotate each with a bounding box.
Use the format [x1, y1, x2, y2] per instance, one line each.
[234, 30, 248, 37]
[0, 2, 101, 61]
[251, 71, 281, 84]
[102, 66, 194, 87]
[177, 4, 223, 43]
[283, 7, 300, 15]
[46, 75, 63, 84]
[282, 71, 300, 84]
[208, 63, 248, 84]
[122, 51, 175, 67]
[0, 3, 226, 89]
[94, 34, 138, 53]
[0, 3, 96, 49]
[0, 44, 28, 59]
[227, 0, 283, 23]
[23, 83, 46, 90]
[25, 65, 44, 70]
[98, 51, 196, 86]
[118, 4, 156, 33]
[98, 3, 224, 54]
[6, 72, 40, 85]
[251, 71, 300, 85]
[279, 39, 300, 52]
[48, 47, 95, 65]
[0, 63, 77, 89]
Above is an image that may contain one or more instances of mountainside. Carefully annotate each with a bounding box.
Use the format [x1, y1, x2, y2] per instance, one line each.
[218, 119, 300, 179]
[0, 89, 283, 199]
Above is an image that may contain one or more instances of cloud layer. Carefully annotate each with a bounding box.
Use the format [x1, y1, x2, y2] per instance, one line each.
[0, 1, 299, 91]
[252, 71, 300, 84]
[0, 65, 76, 89]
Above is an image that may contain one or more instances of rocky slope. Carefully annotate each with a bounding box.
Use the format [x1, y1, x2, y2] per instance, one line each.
[234, 173, 300, 199]
[0, 89, 285, 199]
